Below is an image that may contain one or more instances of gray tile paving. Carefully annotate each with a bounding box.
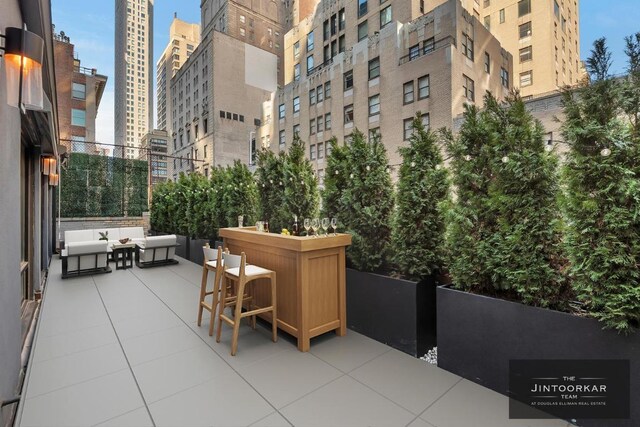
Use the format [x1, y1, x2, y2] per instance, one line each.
[17, 256, 569, 427]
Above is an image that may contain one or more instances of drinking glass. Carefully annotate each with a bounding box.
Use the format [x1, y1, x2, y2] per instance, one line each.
[322, 218, 330, 237]
[312, 218, 320, 238]
[304, 218, 311, 236]
[331, 218, 337, 236]
[238, 215, 244, 227]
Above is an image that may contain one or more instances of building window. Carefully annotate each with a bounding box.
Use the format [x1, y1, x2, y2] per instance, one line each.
[409, 44, 420, 61]
[423, 37, 435, 54]
[325, 113, 332, 130]
[403, 81, 414, 104]
[293, 124, 300, 135]
[310, 144, 316, 160]
[421, 113, 430, 129]
[204, 118, 208, 133]
[518, 0, 531, 17]
[344, 104, 354, 124]
[240, 15, 245, 24]
[317, 85, 324, 102]
[501, 67, 509, 88]
[520, 70, 533, 87]
[380, 6, 392, 28]
[317, 116, 324, 133]
[463, 74, 475, 102]
[339, 8, 346, 31]
[368, 57, 380, 80]
[484, 15, 490, 31]
[520, 46, 533, 62]
[325, 81, 331, 99]
[519, 22, 532, 39]
[499, 8, 505, 23]
[484, 52, 491, 73]
[358, 0, 367, 17]
[72, 82, 86, 99]
[462, 33, 474, 60]
[418, 75, 430, 99]
[310, 118, 316, 135]
[294, 63, 301, 80]
[307, 31, 314, 51]
[293, 96, 300, 113]
[403, 118, 413, 140]
[368, 94, 380, 116]
[344, 70, 353, 90]
[307, 55, 314, 73]
[358, 21, 368, 41]
[294, 41, 300, 59]
[279, 130, 286, 151]
[279, 103, 285, 119]
[317, 142, 325, 159]
[71, 109, 86, 126]
[240, 28, 245, 37]
[339, 35, 345, 53]
[554, 1, 560, 19]
[310, 88, 316, 105]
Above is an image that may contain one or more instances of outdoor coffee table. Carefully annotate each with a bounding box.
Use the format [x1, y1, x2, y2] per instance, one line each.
[112, 242, 136, 270]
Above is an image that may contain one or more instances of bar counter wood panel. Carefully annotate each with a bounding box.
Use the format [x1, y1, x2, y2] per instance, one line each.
[219, 227, 351, 351]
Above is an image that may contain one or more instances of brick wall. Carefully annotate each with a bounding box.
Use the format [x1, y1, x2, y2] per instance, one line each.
[59, 215, 149, 237]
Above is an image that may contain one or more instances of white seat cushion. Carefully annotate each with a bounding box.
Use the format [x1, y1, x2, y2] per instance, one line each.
[206, 260, 218, 268]
[225, 265, 272, 277]
[120, 227, 144, 239]
[143, 235, 177, 248]
[65, 230, 94, 244]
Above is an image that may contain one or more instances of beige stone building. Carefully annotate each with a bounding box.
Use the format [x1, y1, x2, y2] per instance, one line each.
[53, 31, 107, 155]
[156, 16, 200, 132]
[268, 0, 513, 180]
[449, 0, 582, 97]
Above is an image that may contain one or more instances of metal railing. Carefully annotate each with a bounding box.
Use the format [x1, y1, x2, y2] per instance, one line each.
[398, 36, 456, 65]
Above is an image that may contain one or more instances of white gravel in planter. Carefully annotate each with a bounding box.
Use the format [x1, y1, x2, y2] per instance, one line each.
[420, 347, 437, 365]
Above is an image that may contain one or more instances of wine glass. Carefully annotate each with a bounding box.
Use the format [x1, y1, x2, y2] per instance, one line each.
[312, 218, 320, 238]
[322, 218, 330, 237]
[304, 218, 311, 236]
[331, 218, 338, 236]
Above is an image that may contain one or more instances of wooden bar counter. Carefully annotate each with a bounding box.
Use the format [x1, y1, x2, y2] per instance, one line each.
[219, 227, 351, 351]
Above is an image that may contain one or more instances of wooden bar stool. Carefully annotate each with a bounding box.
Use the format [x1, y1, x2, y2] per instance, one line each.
[216, 252, 277, 356]
[197, 245, 226, 336]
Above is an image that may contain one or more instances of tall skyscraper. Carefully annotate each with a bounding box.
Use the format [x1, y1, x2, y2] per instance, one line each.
[156, 16, 200, 131]
[115, 0, 154, 159]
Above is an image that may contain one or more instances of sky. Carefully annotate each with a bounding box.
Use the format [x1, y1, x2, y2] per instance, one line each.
[51, 0, 640, 147]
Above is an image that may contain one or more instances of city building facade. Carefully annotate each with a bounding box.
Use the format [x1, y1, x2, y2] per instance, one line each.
[268, 0, 513, 181]
[139, 129, 169, 191]
[114, 0, 154, 159]
[0, 0, 60, 422]
[53, 31, 107, 155]
[447, 0, 583, 97]
[156, 16, 200, 131]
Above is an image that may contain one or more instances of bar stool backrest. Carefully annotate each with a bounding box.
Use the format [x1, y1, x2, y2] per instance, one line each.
[223, 252, 243, 270]
[203, 246, 218, 262]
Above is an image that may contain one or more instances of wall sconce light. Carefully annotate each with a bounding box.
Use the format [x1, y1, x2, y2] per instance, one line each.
[49, 172, 59, 186]
[42, 156, 57, 175]
[0, 26, 45, 110]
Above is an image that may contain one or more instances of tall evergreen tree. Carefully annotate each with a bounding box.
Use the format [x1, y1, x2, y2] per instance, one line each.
[392, 114, 449, 281]
[341, 130, 394, 272]
[562, 38, 640, 332]
[283, 134, 319, 225]
[446, 93, 567, 308]
[255, 148, 288, 231]
[223, 160, 259, 227]
[321, 137, 348, 219]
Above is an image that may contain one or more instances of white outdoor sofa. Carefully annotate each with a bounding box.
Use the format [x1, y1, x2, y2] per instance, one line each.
[63, 227, 146, 250]
[61, 241, 111, 279]
[134, 235, 179, 268]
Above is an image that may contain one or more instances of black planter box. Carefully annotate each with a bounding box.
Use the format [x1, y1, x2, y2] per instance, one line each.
[175, 235, 189, 259]
[437, 286, 640, 427]
[189, 238, 213, 266]
[346, 268, 437, 357]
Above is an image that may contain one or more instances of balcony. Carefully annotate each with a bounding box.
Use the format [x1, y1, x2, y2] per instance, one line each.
[15, 257, 571, 427]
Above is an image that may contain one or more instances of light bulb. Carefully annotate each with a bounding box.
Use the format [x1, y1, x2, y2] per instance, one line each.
[502, 156, 509, 163]
[411, 161, 416, 167]
[545, 144, 553, 152]
[366, 165, 370, 171]
[350, 173, 354, 179]
[464, 155, 471, 161]
[600, 148, 611, 157]
[335, 170, 339, 175]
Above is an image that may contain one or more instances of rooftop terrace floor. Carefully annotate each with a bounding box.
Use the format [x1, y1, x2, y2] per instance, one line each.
[16, 257, 571, 427]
